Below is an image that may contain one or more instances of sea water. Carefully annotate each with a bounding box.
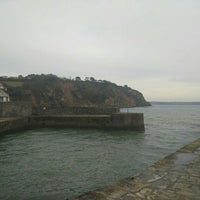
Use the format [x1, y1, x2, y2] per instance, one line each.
[0, 103, 199, 199]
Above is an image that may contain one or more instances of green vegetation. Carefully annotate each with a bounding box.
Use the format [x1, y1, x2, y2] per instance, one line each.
[2, 81, 24, 87]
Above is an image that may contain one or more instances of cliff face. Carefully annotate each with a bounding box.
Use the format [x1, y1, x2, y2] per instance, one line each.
[1, 75, 150, 108]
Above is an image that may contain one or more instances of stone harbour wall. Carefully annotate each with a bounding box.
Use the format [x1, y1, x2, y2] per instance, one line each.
[0, 102, 144, 133]
[0, 102, 119, 117]
[71, 138, 200, 200]
[0, 118, 29, 134]
[32, 106, 120, 116]
[30, 113, 144, 131]
[111, 113, 144, 130]
[0, 102, 32, 118]
[0, 113, 144, 134]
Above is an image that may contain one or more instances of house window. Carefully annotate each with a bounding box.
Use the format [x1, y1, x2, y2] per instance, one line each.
[0, 96, 9, 102]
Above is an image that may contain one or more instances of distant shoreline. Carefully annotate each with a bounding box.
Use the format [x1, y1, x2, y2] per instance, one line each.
[151, 101, 200, 105]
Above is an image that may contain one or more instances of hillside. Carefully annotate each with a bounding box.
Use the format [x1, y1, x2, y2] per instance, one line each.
[0, 74, 150, 108]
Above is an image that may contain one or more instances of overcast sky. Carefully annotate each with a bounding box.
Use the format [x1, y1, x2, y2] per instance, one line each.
[0, 0, 200, 101]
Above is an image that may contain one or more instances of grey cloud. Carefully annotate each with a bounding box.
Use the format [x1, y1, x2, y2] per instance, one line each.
[0, 0, 200, 101]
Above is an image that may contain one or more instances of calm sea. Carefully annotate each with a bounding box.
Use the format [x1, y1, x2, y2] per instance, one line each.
[0, 103, 199, 200]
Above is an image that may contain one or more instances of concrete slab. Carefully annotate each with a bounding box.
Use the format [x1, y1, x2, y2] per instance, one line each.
[71, 138, 200, 200]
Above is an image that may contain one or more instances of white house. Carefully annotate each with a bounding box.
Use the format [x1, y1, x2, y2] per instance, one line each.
[0, 89, 10, 102]
[0, 83, 4, 90]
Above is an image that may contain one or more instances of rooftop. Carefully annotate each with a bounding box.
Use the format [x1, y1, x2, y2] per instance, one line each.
[0, 89, 9, 97]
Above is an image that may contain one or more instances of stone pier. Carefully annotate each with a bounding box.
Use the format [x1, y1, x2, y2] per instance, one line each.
[30, 113, 144, 131]
[0, 113, 144, 134]
[71, 138, 200, 200]
[0, 118, 29, 134]
[0, 102, 145, 133]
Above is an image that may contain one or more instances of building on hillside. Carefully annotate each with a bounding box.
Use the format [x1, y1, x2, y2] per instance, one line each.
[0, 83, 4, 90]
[0, 89, 10, 102]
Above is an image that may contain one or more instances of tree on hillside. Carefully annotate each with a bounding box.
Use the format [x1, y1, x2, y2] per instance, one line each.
[90, 77, 96, 82]
[75, 77, 81, 81]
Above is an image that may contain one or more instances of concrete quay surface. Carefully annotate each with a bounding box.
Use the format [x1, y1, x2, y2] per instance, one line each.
[72, 138, 200, 200]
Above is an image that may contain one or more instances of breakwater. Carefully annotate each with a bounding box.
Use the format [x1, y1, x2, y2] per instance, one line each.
[71, 138, 200, 200]
[0, 113, 144, 134]
[0, 118, 29, 134]
[32, 106, 120, 115]
[30, 113, 144, 130]
[0, 102, 145, 134]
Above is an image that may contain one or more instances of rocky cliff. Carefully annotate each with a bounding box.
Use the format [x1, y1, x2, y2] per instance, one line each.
[0, 74, 150, 108]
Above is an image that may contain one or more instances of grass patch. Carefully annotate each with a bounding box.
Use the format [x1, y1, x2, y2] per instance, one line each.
[2, 81, 24, 87]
